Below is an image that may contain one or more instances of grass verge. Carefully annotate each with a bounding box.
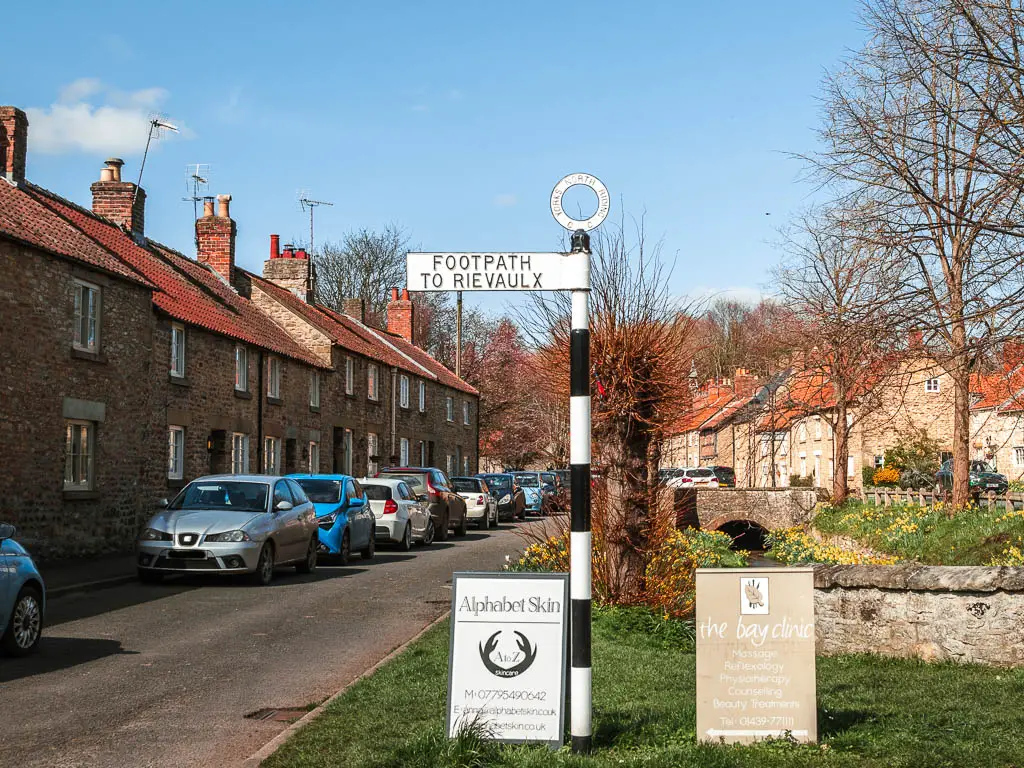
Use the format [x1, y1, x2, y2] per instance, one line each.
[262, 607, 1024, 768]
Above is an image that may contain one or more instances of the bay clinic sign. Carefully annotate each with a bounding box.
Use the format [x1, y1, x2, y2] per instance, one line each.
[447, 572, 569, 746]
[696, 567, 817, 744]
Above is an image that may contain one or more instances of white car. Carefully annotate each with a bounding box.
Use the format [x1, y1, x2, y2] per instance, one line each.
[358, 478, 434, 550]
[451, 477, 498, 530]
[666, 467, 720, 489]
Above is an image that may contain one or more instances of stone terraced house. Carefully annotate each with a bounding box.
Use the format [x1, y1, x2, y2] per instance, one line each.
[0, 105, 478, 556]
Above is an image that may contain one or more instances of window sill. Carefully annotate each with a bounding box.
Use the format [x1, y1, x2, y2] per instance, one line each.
[63, 489, 100, 501]
[266, 396, 283, 406]
[70, 348, 106, 363]
[234, 388, 252, 400]
[169, 375, 191, 388]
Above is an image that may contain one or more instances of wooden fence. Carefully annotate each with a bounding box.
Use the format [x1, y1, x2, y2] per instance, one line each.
[861, 486, 1024, 511]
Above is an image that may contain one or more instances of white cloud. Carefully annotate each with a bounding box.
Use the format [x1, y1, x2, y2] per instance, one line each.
[25, 80, 186, 155]
[494, 193, 517, 208]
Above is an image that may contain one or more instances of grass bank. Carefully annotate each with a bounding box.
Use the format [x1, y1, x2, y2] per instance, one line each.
[812, 502, 1024, 565]
[263, 607, 1024, 768]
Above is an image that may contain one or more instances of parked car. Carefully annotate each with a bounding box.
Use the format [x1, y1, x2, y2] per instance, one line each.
[708, 466, 736, 488]
[359, 478, 434, 550]
[541, 471, 566, 514]
[0, 523, 44, 656]
[666, 467, 720, 489]
[934, 460, 1008, 495]
[510, 471, 548, 514]
[376, 467, 468, 540]
[477, 473, 526, 521]
[137, 475, 319, 586]
[290, 474, 376, 564]
[452, 476, 498, 529]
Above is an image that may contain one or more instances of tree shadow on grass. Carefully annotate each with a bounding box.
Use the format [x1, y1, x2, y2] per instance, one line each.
[819, 707, 875, 737]
[592, 708, 663, 748]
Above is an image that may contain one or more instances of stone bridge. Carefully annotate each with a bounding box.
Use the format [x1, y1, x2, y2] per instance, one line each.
[660, 487, 819, 536]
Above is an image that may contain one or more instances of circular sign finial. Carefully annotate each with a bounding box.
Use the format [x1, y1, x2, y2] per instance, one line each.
[550, 173, 609, 232]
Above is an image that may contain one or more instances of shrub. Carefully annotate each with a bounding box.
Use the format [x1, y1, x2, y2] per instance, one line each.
[1008, 480, 1024, 493]
[765, 526, 898, 565]
[872, 466, 901, 486]
[884, 430, 942, 476]
[862, 466, 876, 488]
[789, 475, 814, 488]
[645, 528, 748, 618]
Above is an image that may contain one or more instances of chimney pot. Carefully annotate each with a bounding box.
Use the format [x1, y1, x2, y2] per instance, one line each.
[217, 193, 232, 218]
[401, 287, 410, 300]
[103, 157, 124, 182]
[90, 157, 145, 235]
[391, 287, 399, 301]
[197, 194, 236, 284]
[270, 234, 280, 259]
[202, 197, 215, 217]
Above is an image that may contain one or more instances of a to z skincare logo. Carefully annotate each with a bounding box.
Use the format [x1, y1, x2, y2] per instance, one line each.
[458, 595, 562, 616]
[478, 630, 538, 678]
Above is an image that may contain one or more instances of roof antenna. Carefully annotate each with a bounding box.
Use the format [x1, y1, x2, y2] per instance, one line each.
[134, 117, 179, 203]
[298, 192, 334, 258]
[183, 163, 211, 249]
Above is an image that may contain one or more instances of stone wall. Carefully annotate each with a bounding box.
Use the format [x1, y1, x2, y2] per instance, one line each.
[814, 565, 1024, 667]
[695, 488, 818, 530]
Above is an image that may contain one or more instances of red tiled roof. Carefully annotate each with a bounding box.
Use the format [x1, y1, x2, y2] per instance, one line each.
[972, 366, 1024, 412]
[19, 184, 326, 369]
[673, 388, 735, 433]
[701, 395, 754, 431]
[0, 181, 152, 287]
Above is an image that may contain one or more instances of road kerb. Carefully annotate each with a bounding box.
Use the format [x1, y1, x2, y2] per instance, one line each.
[241, 610, 452, 768]
[48, 574, 138, 599]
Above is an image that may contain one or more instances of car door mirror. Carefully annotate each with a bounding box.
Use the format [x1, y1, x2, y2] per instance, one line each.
[417, 494, 429, 503]
[349, 497, 365, 509]
[0, 523, 15, 541]
[157, 498, 169, 508]
[275, 500, 294, 512]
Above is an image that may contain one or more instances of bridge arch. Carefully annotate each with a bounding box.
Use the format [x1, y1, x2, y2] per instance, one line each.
[704, 512, 771, 551]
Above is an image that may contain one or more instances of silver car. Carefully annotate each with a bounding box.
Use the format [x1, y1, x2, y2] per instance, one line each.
[137, 475, 319, 586]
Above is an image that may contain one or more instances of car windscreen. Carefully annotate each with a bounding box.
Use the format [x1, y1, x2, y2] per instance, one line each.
[541, 473, 556, 485]
[687, 469, 715, 478]
[515, 474, 540, 487]
[361, 484, 393, 501]
[482, 475, 511, 491]
[381, 472, 427, 493]
[171, 481, 268, 512]
[451, 478, 480, 493]
[294, 479, 342, 504]
[714, 468, 735, 480]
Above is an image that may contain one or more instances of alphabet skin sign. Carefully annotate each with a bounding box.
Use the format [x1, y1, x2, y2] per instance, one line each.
[447, 572, 569, 747]
[696, 567, 817, 744]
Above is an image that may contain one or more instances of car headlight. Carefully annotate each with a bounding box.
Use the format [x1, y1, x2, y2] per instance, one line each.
[319, 512, 338, 525]
[499, 494, 511, 504]
[140, 528, 172, 541]
[205, 530, 251, 543]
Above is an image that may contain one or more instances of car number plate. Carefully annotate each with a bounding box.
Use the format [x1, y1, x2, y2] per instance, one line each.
[167, 549, 206, 559]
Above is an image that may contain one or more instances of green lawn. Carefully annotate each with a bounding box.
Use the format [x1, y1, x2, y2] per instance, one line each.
[263, 608, 1024, 768]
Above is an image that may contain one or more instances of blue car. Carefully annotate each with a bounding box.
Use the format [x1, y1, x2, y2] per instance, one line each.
[510, 472, 547, 515]
[1, 522, 45, 656]
[289, 475, 375, 564]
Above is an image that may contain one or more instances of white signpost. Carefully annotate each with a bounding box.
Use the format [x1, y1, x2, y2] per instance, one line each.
[410, 173, 607, 753]
[447, 572, 569, 746]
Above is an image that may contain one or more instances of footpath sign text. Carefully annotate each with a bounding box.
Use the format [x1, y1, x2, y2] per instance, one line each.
[696, 567, 817, 744]
[407, 252, 586, 291]
[447, 572, 569, 746]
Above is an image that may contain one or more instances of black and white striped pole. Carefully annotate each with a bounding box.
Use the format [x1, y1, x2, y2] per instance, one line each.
[550, 173, 608, 755]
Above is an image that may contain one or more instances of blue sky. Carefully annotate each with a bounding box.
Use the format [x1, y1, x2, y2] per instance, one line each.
[3, 0, 863, 314]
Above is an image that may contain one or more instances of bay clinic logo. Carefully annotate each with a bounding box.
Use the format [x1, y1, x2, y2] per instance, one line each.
[478, 630, 538, 678]
[741, 577, 769, 615]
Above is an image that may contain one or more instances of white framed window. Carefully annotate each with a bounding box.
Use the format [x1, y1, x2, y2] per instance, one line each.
[846, 413, 853, 427]
[264, 436, 281, 474]
[170, 323, 186, 378]
[829, 458, 835, 478]
[446, 396, 454, 422]
[267, 357, 282, 399]
[64, 420, 95, 490]
[418, 380, 426, 412]
[72, 279, 100, 352]
[400, 375, 410, 408]
[232, 433, 250, 474]
[400, 437, 410, 466]
[367, 432, 379, 475]
[345, 356, 354, 395]
[367, 364, 379, 401]
[799, 454, 807, 478]
[1014, 447, 1024, 467]
[798, 423, 807, 442]
[168, 426, 185, 480]
[463, 456, 470, 474]
[235, 345, 248, 391]
[814, 418, 822, 440]
[463, 400, 470, 425]
[874, 455, 885, 468]
[847, 455, 855, 478]
[309, 441, 320, 473]
[446, 454, 454, 475]
[925, 378, 941, 393]
[814, 453, 821, 481]
[309, 370, 321, 408]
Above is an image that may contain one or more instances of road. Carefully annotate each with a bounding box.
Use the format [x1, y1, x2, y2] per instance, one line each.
[0, 521, 540, 768]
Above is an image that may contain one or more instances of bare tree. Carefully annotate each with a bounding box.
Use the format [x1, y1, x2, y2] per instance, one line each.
[315, 224, 410, 323]
[807, 0, 1024, 507]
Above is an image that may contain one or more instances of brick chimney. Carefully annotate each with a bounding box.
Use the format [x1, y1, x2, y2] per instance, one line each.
[196, 194, 235, 284]
[387, 287, 415, 345]
[90, 158, 146, 236]
[0, 106, 28, 184]
[1003, 339, 1024, 371]
[908, 329, 924, 349]
[343, 297, 366, 324]
[734, 367, 758, 398]
[262, 233, 314, 302]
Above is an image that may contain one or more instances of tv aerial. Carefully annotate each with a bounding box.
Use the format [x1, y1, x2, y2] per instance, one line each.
[298, 190, 334, 258]
[134, 115, 179, 203]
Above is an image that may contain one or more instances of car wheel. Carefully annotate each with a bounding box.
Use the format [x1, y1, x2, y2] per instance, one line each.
[361, 532, 375, 560]
[137, 568, 164, 584]
[399, 523, 412, 552]
[1, 585, 43, 657]
[249, 543, 275, 586]
[296, 536, 318, 574]
[436, 513, 449, 542]
[456, 509, 469, 536]
[338, 530, 351, 566]
[419, 519, 435, 547]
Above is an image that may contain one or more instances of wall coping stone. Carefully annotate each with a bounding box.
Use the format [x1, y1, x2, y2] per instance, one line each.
[814, 564, 1024, 592]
